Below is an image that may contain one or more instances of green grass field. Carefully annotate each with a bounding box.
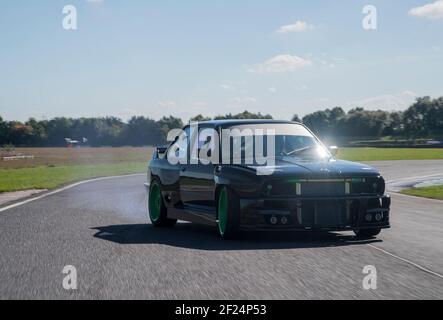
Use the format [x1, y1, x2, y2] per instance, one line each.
[1, 147, 443, 194]
[0, 162, 147, 193]
[0, 147, 153, 193]
[401, 185, 443, 201]
[337, 148, 443, 161]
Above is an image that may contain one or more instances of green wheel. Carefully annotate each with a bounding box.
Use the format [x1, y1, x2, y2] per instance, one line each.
[148, 179, 177, 227]
[149, 183, 162, 223]
[217, 186, 240, 239]
[218, 188, 228, 236]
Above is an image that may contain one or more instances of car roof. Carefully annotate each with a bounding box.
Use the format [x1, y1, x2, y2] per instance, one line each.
[189, 119, 300, 128]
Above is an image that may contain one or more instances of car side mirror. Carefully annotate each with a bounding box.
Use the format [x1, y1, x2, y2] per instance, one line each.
[329, 146, 339, 157]
[155, 147, 167, 159]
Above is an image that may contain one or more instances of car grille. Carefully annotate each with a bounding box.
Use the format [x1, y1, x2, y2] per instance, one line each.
[266, 177, 384, 197]
[297, 200, 352, 227]
[301, 181, 346, 197]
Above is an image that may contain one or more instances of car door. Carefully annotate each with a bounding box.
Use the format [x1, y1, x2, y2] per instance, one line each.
[179, 125, 217, 210]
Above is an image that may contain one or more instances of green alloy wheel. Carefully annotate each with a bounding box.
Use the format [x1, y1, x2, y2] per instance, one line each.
[217, 186, 240, 239]
[218, 188, 228, 236]
[149, 183, 162, 223]
[148, 179, 177, 227]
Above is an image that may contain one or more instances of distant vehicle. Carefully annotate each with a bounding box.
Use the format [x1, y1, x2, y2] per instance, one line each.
[65, 137, 88, 148]
[426, 140, 443, 145]
[146, 120, 390, 239]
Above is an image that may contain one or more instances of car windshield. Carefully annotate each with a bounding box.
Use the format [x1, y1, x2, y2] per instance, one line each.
[225, 123, 331, 162]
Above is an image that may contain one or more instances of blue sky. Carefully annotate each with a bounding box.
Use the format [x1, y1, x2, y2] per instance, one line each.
[1, 0, 443, 122]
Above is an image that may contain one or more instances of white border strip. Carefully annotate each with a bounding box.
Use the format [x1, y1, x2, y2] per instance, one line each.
[386, 173, 443, 184]
[389, 191, 443, 203]
[386, 172, 443, 203]
[367, 244, 443, 279]
[0, 173, 145, 213]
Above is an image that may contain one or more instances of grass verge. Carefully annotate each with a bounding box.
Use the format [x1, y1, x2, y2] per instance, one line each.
[0, 162, 146, 193]
[338, 148, 443, 161]
[401, 185, 443, 201]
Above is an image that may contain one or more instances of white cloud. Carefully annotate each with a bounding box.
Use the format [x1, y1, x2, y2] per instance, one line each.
[276, 21, 313, 33]
[318, 58, 336, 68]
[220, 84, 233, 90]
[227, 97, 257, 110]
[409, 1, 443, 19]
[230, 97, 257, 104]
[269, 87, 277, 93]
[193, 101, 207, 108]
[296, 84, 309, 91]
[190, 101, 208, 114]
[220, 80, 248, 91]
[249, 54, 312, 73]
[157, 101, 177, 108]
[332, 57, 347, 62]
[348, 91, 418, 111]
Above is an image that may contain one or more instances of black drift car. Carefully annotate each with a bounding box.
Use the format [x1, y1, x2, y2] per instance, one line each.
[147, 120, 390, 239]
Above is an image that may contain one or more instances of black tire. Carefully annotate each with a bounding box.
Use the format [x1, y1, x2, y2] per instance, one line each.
[354, 228, 381, 239]
[148, 179, 177, 227]
[217, 186, 241, 240]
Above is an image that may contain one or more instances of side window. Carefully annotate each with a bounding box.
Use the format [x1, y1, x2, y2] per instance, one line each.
[190, 126, 218, 163]
[178, 127, 190, 157]
[190, 126, 208, 161]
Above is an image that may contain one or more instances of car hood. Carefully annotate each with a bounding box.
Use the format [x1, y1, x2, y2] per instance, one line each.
[245, 157, 380, 178]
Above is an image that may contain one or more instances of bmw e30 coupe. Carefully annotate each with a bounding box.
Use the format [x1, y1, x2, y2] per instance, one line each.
[146, 120, 390, 239]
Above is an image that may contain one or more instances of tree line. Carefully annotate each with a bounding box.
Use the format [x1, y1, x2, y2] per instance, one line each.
[1, 96, 442, 147]
[297, 96, 443, 142]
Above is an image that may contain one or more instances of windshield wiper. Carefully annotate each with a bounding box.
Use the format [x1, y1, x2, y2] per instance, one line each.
[285, 145, 316, 156]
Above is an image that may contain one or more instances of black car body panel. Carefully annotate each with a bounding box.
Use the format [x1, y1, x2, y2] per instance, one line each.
[147, 120, 391, 232]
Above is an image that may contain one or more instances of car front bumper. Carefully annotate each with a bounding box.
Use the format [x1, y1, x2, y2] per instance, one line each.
[239, 195, 390, 232]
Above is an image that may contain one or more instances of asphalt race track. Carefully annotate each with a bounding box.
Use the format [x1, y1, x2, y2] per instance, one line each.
[0, 160, 442, 299]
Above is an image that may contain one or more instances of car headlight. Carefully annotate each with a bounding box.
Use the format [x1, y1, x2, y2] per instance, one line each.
[375, 177, 385, 195]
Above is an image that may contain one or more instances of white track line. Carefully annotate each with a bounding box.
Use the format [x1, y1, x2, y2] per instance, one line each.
[367, 244, 443, 280]
[386, 172, 443, 202]
[0, 173, 145, 213]
[389, 191, 443, 203]
[380, 173, 443, 278]
[386, 173, 443, 184]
